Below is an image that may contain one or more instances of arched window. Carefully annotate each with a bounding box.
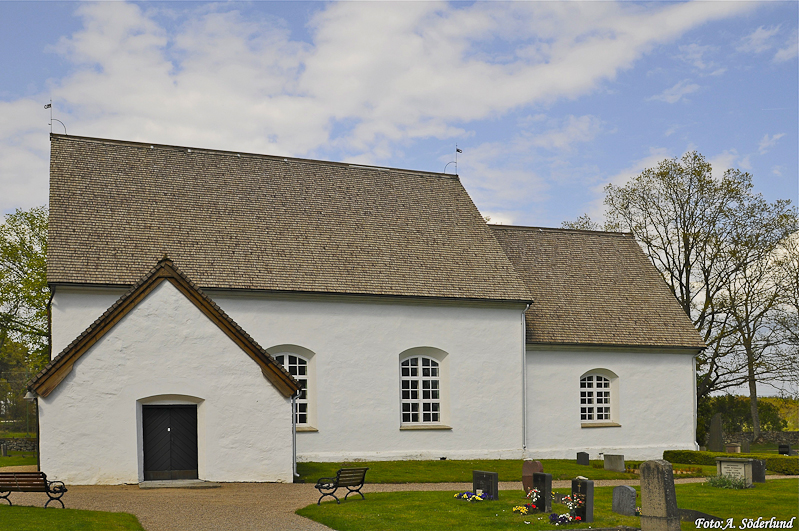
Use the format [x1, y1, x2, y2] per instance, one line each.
[274, 352, 310, 426]
[580, 374, 611, 421]
[400, 356, 440, 423]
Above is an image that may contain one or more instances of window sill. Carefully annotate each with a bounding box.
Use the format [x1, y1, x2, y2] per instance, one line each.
[400, 424, 452, 431]
[295, 426, 319, 432]
[581, 422, 621, 428]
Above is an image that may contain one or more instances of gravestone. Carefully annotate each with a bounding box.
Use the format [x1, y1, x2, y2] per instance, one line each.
[716, 458, 754, 487]
[0, 443, 6, 457]
[532, 472, 552, 512]
[522, 460, 543, 493]
[612, 485, 637, 516]
[604, 454, 625, 472]
[707, 413, 724, 452]
[740, 439, 750, 454]
[751, 459, 766, 483]
[472, 470, 499, 500]
[640, 460, 680, 531]
[576, 451, 590, 466]
[571, 478, 594, 522]
[778, 444, 791, 456]
[725, 443, 741, 453]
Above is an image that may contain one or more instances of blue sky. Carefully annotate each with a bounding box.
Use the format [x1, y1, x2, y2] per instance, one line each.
[1, 1, 797, 227]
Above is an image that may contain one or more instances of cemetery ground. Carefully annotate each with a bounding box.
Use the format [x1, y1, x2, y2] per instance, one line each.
[296, 479, 799, 531]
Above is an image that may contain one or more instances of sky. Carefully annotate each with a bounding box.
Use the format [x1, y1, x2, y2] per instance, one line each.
[1, 1, 797, 227]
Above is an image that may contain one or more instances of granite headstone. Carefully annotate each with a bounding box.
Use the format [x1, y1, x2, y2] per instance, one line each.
[708, 413, 724, 453]
[740, 439, 750, 454]
[577, 451, 590, 466]
[532, 472, 552, 513]
[604, 454, 625, 472]
[612, 485, 637, 516]
[571, 478, 594, 523]
[473, 470, 499, 500]
[522, 460, 543, 493]
[778, 444, 791, 456]
[751, 459, 766, 483]
[640, 459, 680, 531]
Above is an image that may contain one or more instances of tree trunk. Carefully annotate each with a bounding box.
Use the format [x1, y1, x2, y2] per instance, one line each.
[747, 358, 760, 440]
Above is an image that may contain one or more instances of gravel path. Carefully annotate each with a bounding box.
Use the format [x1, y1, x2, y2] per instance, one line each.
[3, 467, 795, 531]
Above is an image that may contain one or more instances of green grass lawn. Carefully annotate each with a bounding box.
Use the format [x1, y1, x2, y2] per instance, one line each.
[0, 432, 36, 439]
[297, 459, 717, 483]
[0, 450, 37, 468]
[0, 505, 144, 531]
[297, 479, 799, 531]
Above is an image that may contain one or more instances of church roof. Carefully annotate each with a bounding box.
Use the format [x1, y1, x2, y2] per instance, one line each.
[48, 134, 531, 303]
[491, 225, 706, 350]
[29, 257, 301, 398]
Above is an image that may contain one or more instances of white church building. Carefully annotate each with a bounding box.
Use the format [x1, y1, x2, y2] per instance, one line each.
[28, 134, 705, 484]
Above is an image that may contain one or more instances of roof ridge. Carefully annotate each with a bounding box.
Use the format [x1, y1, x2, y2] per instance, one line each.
[489, 224, 632, 237]
[50, 133, 458, 180]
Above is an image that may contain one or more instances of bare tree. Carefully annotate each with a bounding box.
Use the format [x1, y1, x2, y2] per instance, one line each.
[600, 152, 797, 406]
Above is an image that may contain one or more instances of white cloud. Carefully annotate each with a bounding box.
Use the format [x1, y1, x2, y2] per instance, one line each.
[708, 149, 742, 179]
[677, 43, 725, 75]
[758, 133, 785, 155]
[648, 79, 700, 103]
[0, 0, 758, 211]
[737, 25, 780, 54]
[773, 29, 798, 63]
[772, 165, 784, 177]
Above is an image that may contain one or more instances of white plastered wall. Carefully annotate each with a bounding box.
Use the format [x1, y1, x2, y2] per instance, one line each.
[206, 291, 528, 462]
[524, 346, 699, 460]
[40, 282, 293, 484]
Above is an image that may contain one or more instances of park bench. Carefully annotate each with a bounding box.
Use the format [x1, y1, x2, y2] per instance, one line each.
[314, 467, 369, 505]
[0, 471, 68, 508]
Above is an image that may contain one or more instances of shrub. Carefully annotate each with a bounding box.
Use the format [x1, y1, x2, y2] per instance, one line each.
[663, 450, 798, 475]
[706, 474, 749, 489]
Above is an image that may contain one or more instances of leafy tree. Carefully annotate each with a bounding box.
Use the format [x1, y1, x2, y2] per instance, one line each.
[699, 395, 787, 436]
[0, 206, 49, 373]
[563, 153, 797, 437]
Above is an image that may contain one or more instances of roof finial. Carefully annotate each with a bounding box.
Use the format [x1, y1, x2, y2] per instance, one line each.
[158, 254, 173, 266]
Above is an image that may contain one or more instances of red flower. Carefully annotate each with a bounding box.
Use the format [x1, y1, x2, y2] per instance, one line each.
[576, 517, 581, 521]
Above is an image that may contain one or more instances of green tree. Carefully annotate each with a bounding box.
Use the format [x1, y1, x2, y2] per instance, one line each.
[564, 153, 797, 439]
[0, 206, 49, 373]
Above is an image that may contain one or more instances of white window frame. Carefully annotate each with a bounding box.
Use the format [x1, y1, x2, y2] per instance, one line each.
[270, 345, 317, 430]
[580, 369, 620, 428]
[399, 347, 450, 429]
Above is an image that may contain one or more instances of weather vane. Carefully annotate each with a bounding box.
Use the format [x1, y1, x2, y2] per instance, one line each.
[444, 145, 463, 174]
[45, 99, 67, 135]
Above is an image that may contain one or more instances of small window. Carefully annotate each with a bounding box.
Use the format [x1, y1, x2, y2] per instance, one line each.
[275, 354, 309, 425]
[401, 356, 440, 423]
[580, 374, 611, 421]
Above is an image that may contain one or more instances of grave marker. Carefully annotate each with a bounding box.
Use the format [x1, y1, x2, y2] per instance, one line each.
[751, 459, 766, 483]
[725, 443, 741, 453]
[640, 459, 680, 531]
[604, 454, 625, 472]
[571, 478, 594, 523]
[612, 485, 637, 516]
[715, 458, 754, 487]
[532, 472, 552, 512]
[708, 413, 724, 452]
[778, 444, 791, 456]
[740, 439, 750, 453]
[522, 460, 543, 493]
[472, 470, 499, 500]
[576, 451, 590, 466]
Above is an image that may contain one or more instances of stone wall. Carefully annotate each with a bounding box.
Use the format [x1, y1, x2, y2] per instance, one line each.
[0, 438, 37, 452]
[725, 431, 799, 445]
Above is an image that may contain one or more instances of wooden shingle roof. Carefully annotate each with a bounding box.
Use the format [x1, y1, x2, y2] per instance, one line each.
[491, 225, 705, 350]
[29, 257, 301, 398]
[48, 135, 531, 303]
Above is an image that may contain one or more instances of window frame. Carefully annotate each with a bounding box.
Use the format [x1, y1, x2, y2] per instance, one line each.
[270, 345, 317, 431]
[579, 369, 620, 428]
[398, 347, 450, 430]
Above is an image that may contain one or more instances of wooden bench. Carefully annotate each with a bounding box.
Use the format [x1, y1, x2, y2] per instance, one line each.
[0, 471, 68, 508]
[314, 467, 369, 505]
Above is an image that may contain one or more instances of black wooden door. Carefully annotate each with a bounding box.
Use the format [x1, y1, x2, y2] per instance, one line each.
[143, 405, 198, 481]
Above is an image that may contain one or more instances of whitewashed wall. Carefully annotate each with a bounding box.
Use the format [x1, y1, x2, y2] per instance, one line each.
[524, 347, 699, 460]
[40, 282, 294, 484]
[212, 291, 528, 462]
